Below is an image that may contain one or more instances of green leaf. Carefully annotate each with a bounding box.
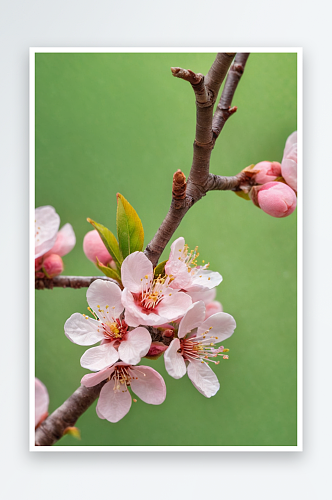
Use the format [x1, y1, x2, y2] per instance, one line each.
[87, 218, 123, 268]
[96, 257, 122, 285]
[116, 193, 144, 259]
[154, 260, 167, 278]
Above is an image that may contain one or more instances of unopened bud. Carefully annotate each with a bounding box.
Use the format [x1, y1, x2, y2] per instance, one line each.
[35, 256, 43, 272]
[42, 253, 64, 278]
[162, 328, 175, 339]
[83, 230, 114, 267]
[251, 161, 281, 184]
[251, 181, 297, 218]
[145, 342, 168, 360]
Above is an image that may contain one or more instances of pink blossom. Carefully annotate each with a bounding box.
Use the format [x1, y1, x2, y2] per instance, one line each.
[250, 181, 297, 218]
[281, 131, 297, 191]
[83, 230, 114, 267]
[35, 378, 49, 428]
[164, 301, 236, 398]
[35, 206, 76, 278]
[165, 237, 222, 292]
[64, 279, 151, 371]
[81, 362, 166, 423]
[251, 161, 281, 184]
[121, 251, 192, 327]
[42, 253, 64, 278]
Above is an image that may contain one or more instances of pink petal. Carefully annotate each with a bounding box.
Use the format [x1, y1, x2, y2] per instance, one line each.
[35, 206, 60, 258]
[190, 269, 223, 292]
[178, 301, 206, 339]
[121, 252, 153, 293]
[281, 158, 297, 191]
[35, 378, 49, 427]
[197, 312, 236, 343]
[157, 291, 192, 322]
[164, 338, 187, 379]
[121, 288, 142, 327]
[48, 223, 76, 257]
[86, 279, 123, 322]
[166, 237, 185, 268]
[188, 288, 216, 304]
[64, 313, 104, 346]
[80, 343, 119, 371]
[283, 131, 297, 157]
[118, 327, 151, 365]
[130, 366, 166, 404]
[187, 361, 220, 398]
[96, 379, 132, 422]
[81, 365, 116, 387]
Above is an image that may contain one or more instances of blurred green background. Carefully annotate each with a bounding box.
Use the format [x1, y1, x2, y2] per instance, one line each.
[35, 52, 297, 447]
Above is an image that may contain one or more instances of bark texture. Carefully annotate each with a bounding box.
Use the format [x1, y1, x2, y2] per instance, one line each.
[35, 275, 118, 290]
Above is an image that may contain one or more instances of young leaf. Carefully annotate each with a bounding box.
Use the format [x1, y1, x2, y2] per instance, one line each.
[234, 190, 250, 201]
[96, 257, 122, 285]
[154, 260, 167, 278]
[87, 218, 122, 268]
[116, 193, 144, 258]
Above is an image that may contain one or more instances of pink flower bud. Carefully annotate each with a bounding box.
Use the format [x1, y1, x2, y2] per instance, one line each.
[251, 181, 297, 218]
[251, 161, 281, 184]
[281, 131, 297, 192]
[83, 230, 114, 267]
[42, 253, 64, 278]
[35, 256, 43, 272]
[146, 342, 168, 358]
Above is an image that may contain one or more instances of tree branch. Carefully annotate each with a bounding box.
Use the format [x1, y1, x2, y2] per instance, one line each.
[35, 275, 118, 290]
[145, 52, 249, 266]
[35, 381, 107, 446]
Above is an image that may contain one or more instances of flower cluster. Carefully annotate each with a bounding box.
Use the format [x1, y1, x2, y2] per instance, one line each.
[64, 237, 236, 423]
[35, 206, 76, 278]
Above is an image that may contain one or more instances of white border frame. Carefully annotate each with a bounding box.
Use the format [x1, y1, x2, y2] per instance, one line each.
[30, 47, 302, 452]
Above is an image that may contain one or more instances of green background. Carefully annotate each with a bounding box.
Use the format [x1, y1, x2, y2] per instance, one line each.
[35, 52, 297, 447]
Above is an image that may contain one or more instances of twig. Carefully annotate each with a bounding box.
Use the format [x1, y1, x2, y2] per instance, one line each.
[35, 382, 106, 446]
[145, 52, 250, 266]
[35, 275, 118, 290]
[213, 53, 250, 139]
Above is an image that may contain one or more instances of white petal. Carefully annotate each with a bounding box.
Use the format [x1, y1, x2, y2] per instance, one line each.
[96, 379, 132, 423]
[157, 291, 192, 322]
[81, 365, 115, 387]
[121, 288, 142, 327]
[165, 237, 186, 276]
[197, 312, 236, 343]
[86, 279, 123, 322]
[187, 288, 216, 304]
[51, 223, 76, 256]
[130, 366, 166, 404]
[164, 338, 187, 379]
[189, 270, 223, 291]
[121, 252, 153, 293]
[178, 301, 206, 338]
[187, 361, 220, 398]
[118, 327, 151, 365]
[64, 313, 104, 346]
[35, 206, 60, 258]
[80, 343, 119, 371]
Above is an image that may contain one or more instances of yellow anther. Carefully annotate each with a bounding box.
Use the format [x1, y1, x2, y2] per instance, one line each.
[223, 348, 230, 353]
[106, 305, 109, 309]
[208, 277, 211, 280]
[133, 399, 137, 403]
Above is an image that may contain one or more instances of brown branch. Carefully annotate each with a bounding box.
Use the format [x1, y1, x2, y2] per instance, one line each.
[35, 381, 107, 446]
[145, 52, 249, 266]
[213, 53, 250, 139]
[35, 275, 118, 290]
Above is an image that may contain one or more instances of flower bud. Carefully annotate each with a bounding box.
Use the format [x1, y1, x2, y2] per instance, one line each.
[251, 181, 297, 218]
[35, 256, 43, 272]
[42, 253, 64, 278]
[251, 161, 281, 184]
[83, 230, 114, 267]
[145, 342, 168, 360]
